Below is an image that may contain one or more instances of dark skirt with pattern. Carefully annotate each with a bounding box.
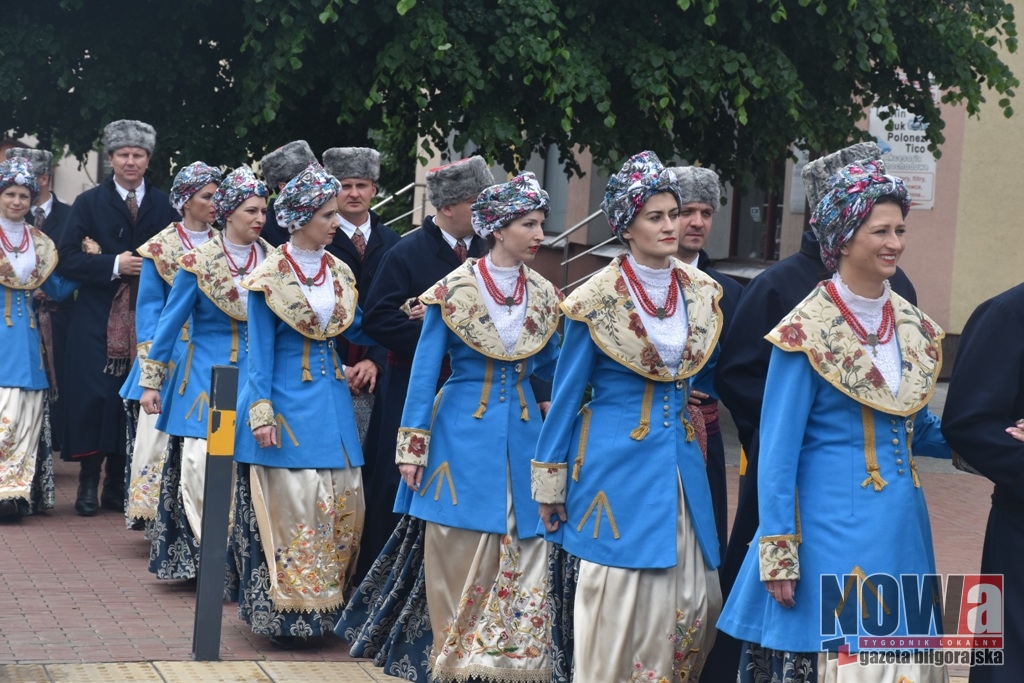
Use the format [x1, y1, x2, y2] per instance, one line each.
[148, 435, 200, 579]
[547, 545, 579, 683]
[737, 642, 818, 683]
[336, 514, 433, 680]
[26, 395, 55, 515]
[232, 463, 339, 638]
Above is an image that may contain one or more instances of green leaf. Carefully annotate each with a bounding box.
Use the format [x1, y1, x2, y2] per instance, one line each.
[397, 0, 416, 16]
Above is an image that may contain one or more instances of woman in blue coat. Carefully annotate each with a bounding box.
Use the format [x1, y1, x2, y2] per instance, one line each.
[122, 161, 222, 528]
[716, 159, 950, 682]
[138, 166, 270, 580]
[0, 158, 76, 520]
[531, 151, 724, 682]
[231, 162, 377, 648]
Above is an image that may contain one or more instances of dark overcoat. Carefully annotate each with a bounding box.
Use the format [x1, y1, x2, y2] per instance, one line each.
[56, 177, 179, 459]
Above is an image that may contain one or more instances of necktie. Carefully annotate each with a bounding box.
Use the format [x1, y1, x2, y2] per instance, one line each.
[126, 190, 139, 225]
[351, 228, 366, 260]
[32, 207, 46, 228]
[453, 241, 468, 263]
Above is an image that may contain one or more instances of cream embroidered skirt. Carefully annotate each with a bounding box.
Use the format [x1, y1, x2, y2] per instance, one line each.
[423, 480, 552, 683]
[573, 474, 722, 683]
[250, 465, 365, 613]
[817, 654, 949, 682]
[127, 408, 170, 522]
[0, 387, 45, 504]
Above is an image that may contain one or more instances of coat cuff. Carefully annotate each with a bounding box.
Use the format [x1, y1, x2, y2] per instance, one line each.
[531, 460, 567, 504]
[758, 535, 800, 582]
[249, 400, 275, 430]
[136, 341, 152, 361]
[138, 358, 167, 390]
[395, 427, 430, 466]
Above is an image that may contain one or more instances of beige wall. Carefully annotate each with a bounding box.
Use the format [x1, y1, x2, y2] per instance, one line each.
[949, 43, 1024, 332]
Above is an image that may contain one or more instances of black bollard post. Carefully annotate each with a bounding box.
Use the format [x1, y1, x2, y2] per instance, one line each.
[192, 365, 238, 661]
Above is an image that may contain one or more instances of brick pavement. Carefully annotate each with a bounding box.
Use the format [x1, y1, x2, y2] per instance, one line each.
[1, 447, 990, 681]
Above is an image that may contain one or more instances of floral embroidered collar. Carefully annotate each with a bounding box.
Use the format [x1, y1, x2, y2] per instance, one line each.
[138, 222, 190, 286]
[178, 232, 273, 321]
[241, 247, 358, 340]
[561, 254, 723, 381]
[0, 226, 57, 290]
[767, 282, 944, 416]
[419, 259, 562, 361]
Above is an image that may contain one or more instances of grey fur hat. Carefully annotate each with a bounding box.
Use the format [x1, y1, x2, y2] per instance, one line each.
[426, 156, 494, 209]
[668, 166, 721, 211]
[801, 142, 880, 211]
[5, 148, 54, 176]
[260, 140, 316, 188]
[102, 119, 156, 155]
[322, 147, 380, 181]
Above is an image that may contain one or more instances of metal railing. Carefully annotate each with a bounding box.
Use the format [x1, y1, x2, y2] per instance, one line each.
[371, 182, 428, 230]
[544, 209, 617, 290]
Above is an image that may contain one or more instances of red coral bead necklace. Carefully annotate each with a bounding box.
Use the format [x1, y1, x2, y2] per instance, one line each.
[825, 280, 895, 356]
[620, 256, 678, 320]
[283, 243, 329, 290]
[175, 222, 212, 251]
[222, 240, 258, 277]
[0, 226, 30, 255]
[478, 256, 525, 311]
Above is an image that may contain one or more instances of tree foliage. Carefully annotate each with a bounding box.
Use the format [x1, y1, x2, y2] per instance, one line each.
[0, 0, 1016, 191]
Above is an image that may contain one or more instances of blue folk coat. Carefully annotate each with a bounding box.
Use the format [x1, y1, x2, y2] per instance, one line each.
[392, 261, 561, 538]
[234, 250, 376, 469]
[717, 285, 950, 653]
[531, 256, 723, 570]
[0, 229, 77, 390]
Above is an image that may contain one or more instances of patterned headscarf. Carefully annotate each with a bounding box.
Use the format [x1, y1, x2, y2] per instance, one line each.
[601, 151, 682, 240]
[169, 161, 224, 211]
[810, 159, 911, 271]
[471, 172, 550, 238]
[0, 158, 39, 202]
[214, 166, 269, 224]
[275, 162, 341, 233]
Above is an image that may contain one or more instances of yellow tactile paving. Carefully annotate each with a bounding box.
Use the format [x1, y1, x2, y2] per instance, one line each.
[0, 663, 49, 683]
[47, 662, 163, 682]
[153, 660, 272, 682]
[258, 661, 381, 681]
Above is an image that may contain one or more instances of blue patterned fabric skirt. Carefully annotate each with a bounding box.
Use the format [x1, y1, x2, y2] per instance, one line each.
[27, 394, 55, 515]
[148, 435, 200, 579]
[547, 545, 579, 683]
[337, 514, 432, 680]
[738, 642, 818, 683]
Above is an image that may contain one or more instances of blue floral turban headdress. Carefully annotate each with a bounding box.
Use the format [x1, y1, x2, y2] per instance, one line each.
[810, 159, 911, 272]
[214, 166, 269, 224]
[471, 172, 550, 238]
[601, 151, 682, 241]
[169, 161, 224, 212]
[0, 158, 39, 202]
[275, 162, 341, 233]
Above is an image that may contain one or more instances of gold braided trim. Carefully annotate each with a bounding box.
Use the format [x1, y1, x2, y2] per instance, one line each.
[572, 406, 592, 482]
[421, 461, 457, 504]
[629, 380, 655, 440]
[576, 490, 620, 539]
[301, 338, 313, 382]
[229, 319, 238, 363]
[472, 358, 493, 419]
[835, 565, 891, 620]
[332, 345, 344, 380]
[860, 405, 888, 492]
[178, 344, 194, 396]
[185, 391, 209, 423]
[430, 390, 444, 427]
[275, 413, 299, 447]
[516, 361, 529, 421]
[3, 289, 10, 326]
[181, 319, 190, 342]
[906, 412, 921, 488]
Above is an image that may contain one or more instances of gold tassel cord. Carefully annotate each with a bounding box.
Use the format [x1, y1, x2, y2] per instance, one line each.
[472, 359, 493, 419]
[301, 338, 312, 382]
[906, 412, 921, 488]
[516, 361, 529, 421]
[178, 344, 194, 396]
[629, 380, 654, 440]
[4, 289, 11, 326]
[572, 406, 592, 482]
[180, 319, 190, 342]
[229, 319, 238, 363]
[860, 405, 888, 492]
[332, 348, 344, 380]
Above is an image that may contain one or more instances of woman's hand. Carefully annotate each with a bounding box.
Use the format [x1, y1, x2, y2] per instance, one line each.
[253, 425, 277, 449]
[766, 579, 797, 608]
[688, 388, 709, 405]
[407, 302, 427, 321]
[539, 503, 567, 533]
[399, 464, 423, 491]
[346, 359, 379, 394]
[140, 388, 161, 415]
[1005, 419, 1024, 442]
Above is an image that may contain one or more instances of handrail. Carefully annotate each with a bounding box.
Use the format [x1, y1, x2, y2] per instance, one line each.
[547, 209, 603, 247]
[563, 235, 620, 265]
[370, 182, 417, 211]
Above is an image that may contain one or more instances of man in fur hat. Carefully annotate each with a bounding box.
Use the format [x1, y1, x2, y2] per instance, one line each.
[321, 147, 401, 438]
[56, 119, 178, 516]
[6, 147, 74, 454]
[257, 140, 317, 247]
[354, 155, 493, 581]
[699, 143, 918, 681]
